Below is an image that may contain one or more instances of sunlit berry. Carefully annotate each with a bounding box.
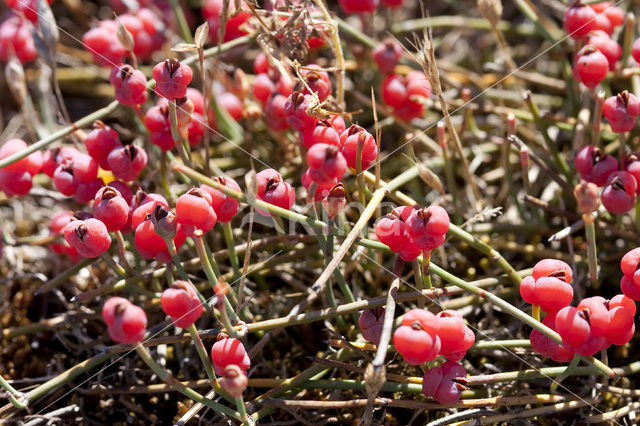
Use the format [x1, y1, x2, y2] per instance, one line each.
[601, 171, 637, 214]
[255, 169, 295, 216]
[109, 64, 148, 107]
[176, 187, 217, 236]
[93, 186, 129, 231]
[284, 91, 317, 131]
[210, 336, 251, 376]
[153, 58, 193, 100]
[107, 144, 148, 181]
[574, 145, 618, 187]
[63, 218, 111, 258]
[573, 45, 609, 88]
[161, 280, 204, 328]
[373, 38, 403, 74]
[603, 91, 640, 133]
[84, 121, 121, 170]
[339, 125, 378, 171]
[102, 297, 147, 344]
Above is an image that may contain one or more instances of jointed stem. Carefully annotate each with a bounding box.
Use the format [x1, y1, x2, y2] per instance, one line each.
[222, 222, 241, 281]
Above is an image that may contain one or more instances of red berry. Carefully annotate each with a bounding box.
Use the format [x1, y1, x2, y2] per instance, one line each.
[588, 31, 621, 70]
[306, 143, 347, 184]
[556, 306, 591, 347]
[176, 187, 217, 236]
[145, 105, 175, 150]
[536, 277, 575, 312]
[381, 0, 403, 9]
[253, 52, 270, 74]
[373, 38, 403, 74]
[573, 45, 609, 88]
[264, 93, 290, 132]
[564, 3, 597, 39]
[633, 38, 640, 64]
[302, 169, 337, 202]
[93, 186, 129, 231]
[0, 169, 32, 197]
[134, 217, 186, 262]
[107, 145, 148, 181]
[574, 145, 618, 187]
[375, 207, 421, 261]
[84, 121, 121, 170]
[74, 178, 104, 203]
[393, 317, 439, 365]
[577, 296, 611, 336]
[49, 211, 78, 256]
[201, 177, 241, 223]
[0, 15, 37, 64]
[422, 361, 466, 405]
[252, 73, 276, 105]
[530, 311, 575, 362]
[63, 218, 111, 258]
[603, 91, 640, 133]
[591, 13, 613, 35]
[322, 183, 347, 219]
[338, 0, 379, 14]
[210, 337, 250, 376]
[606, 305, 634, 342]
[0, 138, 43, 176]
[601, 171, 637, 214]
[202, 0, 251, 43]
[284, 91, 318, 131]
[109, 65, 148, 107]
[161, 280, 204, 328]
[82, 20, 126, 66]
[255, 169, 295, 216]
[301, 122, 341, 149]
[358, 308, 385, 345]
[6, 0, 52, 23]
[153, 58, 193, 100]
[590, 3, 625, 28]
[102, 297, 147, 344]
[404, 206, 449, 251]
[609, 294, 636, 316]
[532, 258, 573, 283]
[42, 147, 78, 178]
[299, 65, 332, 101]
[339, 125, 378, 170]
[131, 192, 169, 230]
[436, 310, 475, 357]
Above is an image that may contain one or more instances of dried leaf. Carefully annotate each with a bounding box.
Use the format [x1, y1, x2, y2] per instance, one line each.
[417, 161, 444, 193]
[194, 22, 209, 48]
[171, 43, 199, 52]
[37, 0, 58, 54]
[244, 170, 257, 204]
[116, 20, 135, 53]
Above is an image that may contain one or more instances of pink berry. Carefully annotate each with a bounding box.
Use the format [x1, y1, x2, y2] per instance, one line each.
[107, 145, 148, 181]
[253, 73, 276, 105]
[145, 105, 175, 151]
[301, 122, 341, 149]
[93, 186, 130, 231]
[573, 45, 609, 88]
[603, 91, 640, 133]
[176, 187, 217, 236]
[574, 145, 618, 187]
[0, 15, 37, 64]
[161, 280, 204, 329]
[588, 31, 621, 70]
[563, 3, 597, 39]
[339, 125, 378, 170]
[82, 20, 126, 66]
[306, 143, 347, 184]
[201, 177, 241, 223]
[153, 58, 193, 100]
[0, 169, 32, 197]
[102, 297, 147, 344]
[373, 38, 403, 74]
[63, 218, 111, 258]
[532, 258, 573, 283]
[299, 65, 332, 101]
[0, 138, 43, 176]
[422, 361, 467, 405]
[609, 294, 636, 316]
[42, 147, 78, 178]
[84, 121, 121, 170]
[264, 93, 290, 132]
[375, 207, 422, 261]
[255, 169, 295, 216]
[210, 337, 251, 376]
[404, 206, 450, 251]
[284, 91, 318, 131]
[601, 171, 637, 214]
[109, 65, 148, 107]
[590, 2, 625, 28]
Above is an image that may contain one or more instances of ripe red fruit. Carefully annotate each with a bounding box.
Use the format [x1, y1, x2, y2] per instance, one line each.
[587, 31, 621, 70]
[573, 45, 609, 89]
[63, 218, 112, 258]
[603, 91, 640, 133]
[299, 65, 332, 101]
[176, 187, 217, 236]
[381, 0, 403, 8]
[521, 259, 574, 312]
[131, 192, 169, 230]
[529, 311, 575, 362]
[609, 294, 636, 316]
[601, 171, 637, 214]
[6, 0, 52, 23]
[555, 306, 592, 347]
[0, 138, 43, 176]
[606, 305, 634, 344]
[82, 20, 127, 66]
[210, 337, 251, 376]
[382, 72, 431, 121]
[302, 169, 337, 202]
[93, 186, 129, 231]
[161, 280, 204, 328]
[393, 309, 440, 365]
[102, 297, 147, 344]
[338, 0, 379, 14]
[0, 15, 37, 64]
[109, 65, 148, 107]
[590, 2, 625, 28]
[284, 91, 318, 131]
[0, 170, 32, 197]
[404, 206, 449, 251]
[202, 0, 251, 43]
[563, 3, 597, 39]
[306, 143, 347, 184]
[107, 145, 148, 181]
[134, 216, 187, 262]
[422, 361, 467, 405]
[264, 93, 290, 132]
[532, 258, 573, 283]
[49, 211, 78, 256]
[624, 153, 640, 194]
[201, 177, 241, 223]
[253, 73, 276, 105]
[375, 206, 421, 261]
[253, 52, 270, 74]
[621, 276, 640, 300]
[84, 121, 121, 170]
[255, 169, 295, 216]
[373, 38, 403, 74]
[574, 145, 618, 187]
[339, 125, 378, 170]
[436, 310, 475, 358]
[145, 105, 176, 150]
[358, 308, 385, 345]
[301, 122, 341, 149]
[153, 58, 193, 100]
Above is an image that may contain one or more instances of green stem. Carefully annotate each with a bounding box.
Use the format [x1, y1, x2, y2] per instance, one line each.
[584, 213, 598, 280]
[135, 346, 240, 420]
[532, 305, 541, 322]
[0, 375, 27, 409]
[421, 250, 433, 290]
[235, 396, 250, 426]
[194, 235, 219, 289]
[168, 99, 191, 166]
[222, 222, 241, 281]
[100, 252, 126, 278]
[168, 0, 193, 43]
[550, 355, 581, 394]
[165, 239, 191, 283]
[188, 324, 217, 386]
[36, 258, 96, 295]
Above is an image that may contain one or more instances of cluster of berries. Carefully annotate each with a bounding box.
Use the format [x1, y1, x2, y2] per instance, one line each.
[82, 10, 165, 66]
[521, 259, 636, 360]
[619, 248, 640, 300]
[338, 0, 403, 14]
[203, 0, 251, 44]
[392, 308, 475, 365]
[381, 71, 432, 122]
[375, 205, 450, 261]
[0, 14, 37, 64]
[564, 2, 625, 88]
[574, 140, 640, 215]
